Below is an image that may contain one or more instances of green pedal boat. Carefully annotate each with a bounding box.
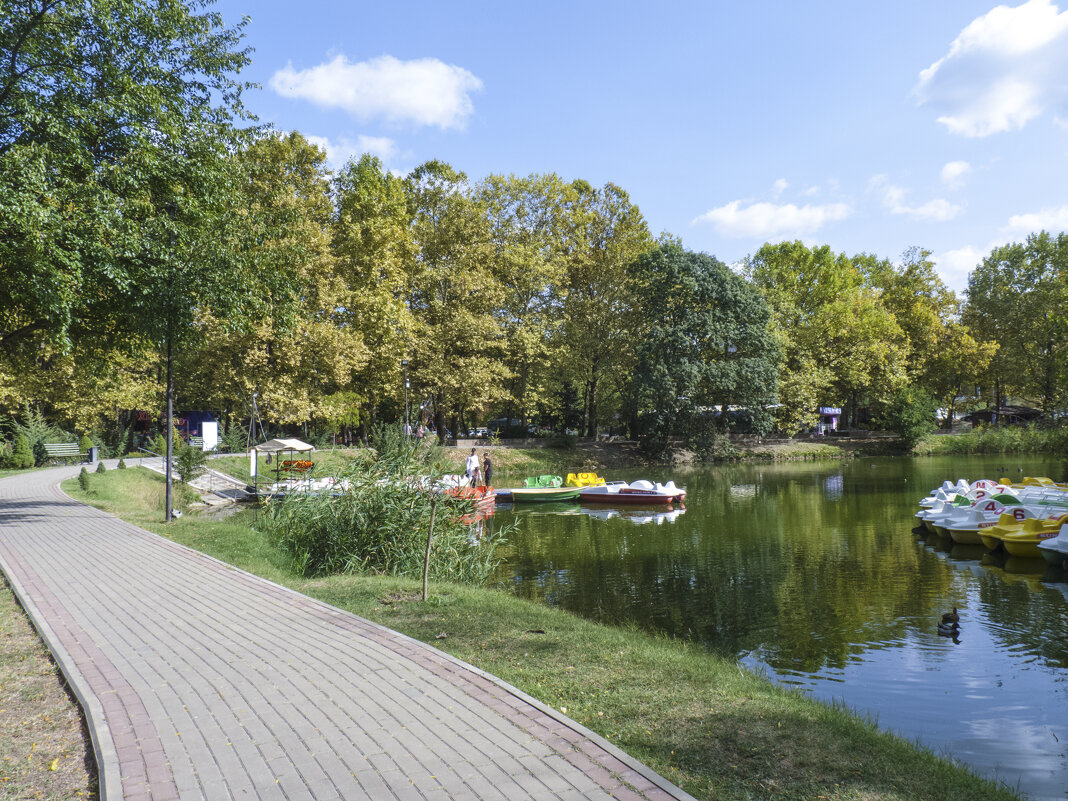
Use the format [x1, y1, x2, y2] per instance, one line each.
[507, 474, 581, 502]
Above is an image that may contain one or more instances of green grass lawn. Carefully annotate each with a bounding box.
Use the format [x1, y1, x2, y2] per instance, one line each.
[62, 467, 1020, 801]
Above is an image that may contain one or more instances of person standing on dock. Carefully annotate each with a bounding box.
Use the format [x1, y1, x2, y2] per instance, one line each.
[483, 452, 493, 487]
[465, 448, 479, 484]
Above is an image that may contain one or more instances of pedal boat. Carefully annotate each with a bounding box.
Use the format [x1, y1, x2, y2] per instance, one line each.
[578, 479, 685, 506]
[508, 475, 581, 502]
[566, 472, 606, 487]
[1037, 522, 1068, 567]
[941, 500, 1019, 545]
[999, 514, 1068, 558]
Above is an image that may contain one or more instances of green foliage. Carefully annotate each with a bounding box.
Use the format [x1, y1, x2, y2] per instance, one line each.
[405, 160, 510, 436]
[689, 425, 741, 463]
[745, 242, 910, 433]
[219, 423, 247, 454]
[10, 434, 33, 469]
[78, 434, 93, 454]
[0, 0, 258, 355]
[77, 467, 90, 494]
[262, 433, 503, 583]
[626, 243, 779, 448]
[151, 433, 167, 458]
[557, 181, 654, 437]
[546, 432, 577, 450]
[117, 458, 127, 470]
[7, 405, 63, 466]
[963, 232, 1068, 414]
[882, 387, 938, 448]
[917, 422, 1068, 455]
[175, 442, 208, 484]
[95, 461, 106, 474]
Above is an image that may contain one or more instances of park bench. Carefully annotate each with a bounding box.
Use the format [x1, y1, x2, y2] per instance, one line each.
[43, 442, 90, 463]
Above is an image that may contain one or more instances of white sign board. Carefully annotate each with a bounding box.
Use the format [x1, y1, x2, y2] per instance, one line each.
[250, 448, 258, 478]
[201, 422, 218, 451]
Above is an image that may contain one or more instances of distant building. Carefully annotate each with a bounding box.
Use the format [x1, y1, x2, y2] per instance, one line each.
[817, 407, 841, 435]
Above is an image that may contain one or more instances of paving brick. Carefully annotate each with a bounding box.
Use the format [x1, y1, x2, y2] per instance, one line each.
[0, 465, 696, 801]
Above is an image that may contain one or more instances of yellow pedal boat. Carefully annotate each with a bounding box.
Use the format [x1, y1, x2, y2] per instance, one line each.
[566, 472, 606, 488]
[1000, 514, 1068, 558]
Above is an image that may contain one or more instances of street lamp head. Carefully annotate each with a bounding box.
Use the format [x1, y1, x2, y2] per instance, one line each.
[401, 359, 408, 367]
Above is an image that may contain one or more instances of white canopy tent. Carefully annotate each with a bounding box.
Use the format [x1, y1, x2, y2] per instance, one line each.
[254, 438, 314, 454]
[250, 438, 314, 478]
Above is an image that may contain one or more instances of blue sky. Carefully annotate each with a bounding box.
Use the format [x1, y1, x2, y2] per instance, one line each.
[216, 0, 1068, 292]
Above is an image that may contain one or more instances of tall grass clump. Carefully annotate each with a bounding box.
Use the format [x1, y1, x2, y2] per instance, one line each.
[262, 424, 505, 585]
[918, 422, 1068, 455]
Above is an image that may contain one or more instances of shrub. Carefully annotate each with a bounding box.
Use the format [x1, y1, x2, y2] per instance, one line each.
[96, 461, 106, 473]
[78, 433, 94, 455]
[220, 423, 247, 454]
[175, 442, 208, 483]
[78, 467, 90, 493]
[547, 432, 577, 450]
[117, 458, 127, 469]
[11, 434, 34, 469]
[917, 422, 1068, 455]
[689, 428, 740, 463]
[882, 387, 938, 449]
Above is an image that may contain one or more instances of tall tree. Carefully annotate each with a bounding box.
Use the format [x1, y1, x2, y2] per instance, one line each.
[0, 0, 256, 355]
[745, 242, 907, 432]
[559, 181, 653, 437]
[331, 153, 416, 432]
[963, 232, 1068, 414]
[405, 160, 508, 440]
[477, 173, 570, 428]
[179, 133, 362, 428]
[1, 1, 299, 518]
[625, 243, 779, 446]
[864, 248, 995, 423]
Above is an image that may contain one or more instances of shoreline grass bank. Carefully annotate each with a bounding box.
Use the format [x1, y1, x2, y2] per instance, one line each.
[44, 466, 1020, 801]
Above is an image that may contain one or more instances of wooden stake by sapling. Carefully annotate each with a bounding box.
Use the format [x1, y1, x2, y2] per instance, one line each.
[422, 496, 438, 601]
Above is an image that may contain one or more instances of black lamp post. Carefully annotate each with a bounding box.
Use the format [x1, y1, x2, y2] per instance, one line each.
[164, 203, 177, 522]
[402, 359, 410, 439]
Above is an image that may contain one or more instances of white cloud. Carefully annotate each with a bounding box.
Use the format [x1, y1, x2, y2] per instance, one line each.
[934, 245, 987, 291]
[771, 178, 789, 198]
[871, 175, 962, 221]
[915, 0, 1068, 136]
[1005, 204, 1068, 232]
[270, 55, 483, 129]
[305, 134, 400, 170]
[691, 200, 852, 238]
[941, 160, 972, 187]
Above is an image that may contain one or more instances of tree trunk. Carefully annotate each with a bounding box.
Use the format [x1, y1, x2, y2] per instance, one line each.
[586, 375, 598, 438]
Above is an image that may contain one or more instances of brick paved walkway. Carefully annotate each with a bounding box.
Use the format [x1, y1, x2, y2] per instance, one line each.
[0, 465, 696, 801]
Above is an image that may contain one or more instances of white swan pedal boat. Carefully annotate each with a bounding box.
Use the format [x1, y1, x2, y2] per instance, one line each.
[578, 480, 685, 506]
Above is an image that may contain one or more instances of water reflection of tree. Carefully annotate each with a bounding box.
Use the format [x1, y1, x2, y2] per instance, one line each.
[972, 568, 1068, 669]
[497, 456, 1065, 670]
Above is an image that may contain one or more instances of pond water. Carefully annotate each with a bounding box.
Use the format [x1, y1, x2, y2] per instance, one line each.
[489, 455, 1068, 800]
